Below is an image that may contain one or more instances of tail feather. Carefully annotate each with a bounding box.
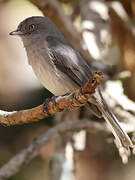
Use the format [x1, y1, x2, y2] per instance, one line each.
[89, 89, 133, 148]
[85, 102, 102, 118]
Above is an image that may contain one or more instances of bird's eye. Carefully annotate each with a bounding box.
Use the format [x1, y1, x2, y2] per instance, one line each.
[28, 24, 36, 31]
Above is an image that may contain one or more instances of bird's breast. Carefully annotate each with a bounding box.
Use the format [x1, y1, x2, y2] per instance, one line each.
[26, 44, 78, 95]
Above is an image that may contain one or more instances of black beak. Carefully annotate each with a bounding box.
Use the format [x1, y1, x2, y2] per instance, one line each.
[9, 29, 23, 36]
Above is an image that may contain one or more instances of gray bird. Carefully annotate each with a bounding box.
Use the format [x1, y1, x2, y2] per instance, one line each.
[10, 16, 133, 149]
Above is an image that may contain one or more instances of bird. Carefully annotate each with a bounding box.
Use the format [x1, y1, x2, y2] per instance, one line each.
[9, 16, 133, 149]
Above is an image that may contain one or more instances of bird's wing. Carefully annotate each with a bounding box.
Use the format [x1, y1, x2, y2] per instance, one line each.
[46, 36, 92, 87]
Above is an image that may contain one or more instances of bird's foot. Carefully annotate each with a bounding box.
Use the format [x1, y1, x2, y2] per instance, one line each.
[43, 97, 51, 115]
[43, 96, 57, 115]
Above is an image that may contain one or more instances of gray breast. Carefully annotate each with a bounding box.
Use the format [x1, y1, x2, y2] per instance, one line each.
[25, 42, 78, 95]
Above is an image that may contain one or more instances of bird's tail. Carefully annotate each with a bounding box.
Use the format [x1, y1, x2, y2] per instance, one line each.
[89, 89, 133, 149]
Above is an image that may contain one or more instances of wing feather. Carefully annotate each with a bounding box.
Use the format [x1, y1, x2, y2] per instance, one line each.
[47, 36, 92, 86]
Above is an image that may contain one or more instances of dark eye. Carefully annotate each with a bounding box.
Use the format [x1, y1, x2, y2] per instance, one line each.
[28, 24, 36, 31]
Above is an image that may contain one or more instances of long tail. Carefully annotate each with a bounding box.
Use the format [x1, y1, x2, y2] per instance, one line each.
[89, 89, 133, 148]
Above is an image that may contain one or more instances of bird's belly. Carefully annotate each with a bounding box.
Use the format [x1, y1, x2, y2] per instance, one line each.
[38, 70, 69, 96]
[30, 58, 78, 96]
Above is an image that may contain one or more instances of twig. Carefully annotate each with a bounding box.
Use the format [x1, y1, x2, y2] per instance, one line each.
[0, 72, 103, 126]
[0, 120, 107, 180]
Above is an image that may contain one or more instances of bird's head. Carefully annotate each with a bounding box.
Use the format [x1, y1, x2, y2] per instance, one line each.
[9, 16, 55, 46]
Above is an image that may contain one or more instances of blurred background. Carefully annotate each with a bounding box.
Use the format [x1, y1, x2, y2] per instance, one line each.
[0, 0, 135, 179]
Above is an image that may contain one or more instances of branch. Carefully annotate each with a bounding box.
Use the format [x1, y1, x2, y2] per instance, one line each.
[0, 120, 107, 180]
[0, 72, 103, 126]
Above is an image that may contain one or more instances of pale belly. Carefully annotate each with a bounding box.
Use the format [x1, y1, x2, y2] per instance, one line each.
[29, 56, 78, 96]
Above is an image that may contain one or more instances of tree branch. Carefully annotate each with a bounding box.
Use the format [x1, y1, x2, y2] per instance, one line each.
[0, 72, 103, 126]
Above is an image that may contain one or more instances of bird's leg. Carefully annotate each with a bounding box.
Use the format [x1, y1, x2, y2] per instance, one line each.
[43, 96, 59, 115]
[43, 97, 53, 115]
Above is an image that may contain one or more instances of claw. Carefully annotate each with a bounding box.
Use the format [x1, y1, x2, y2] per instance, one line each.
[43, 97, 51, 114]
[43, 96, 57, 115]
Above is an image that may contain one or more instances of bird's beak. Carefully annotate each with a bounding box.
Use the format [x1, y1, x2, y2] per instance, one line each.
[9, 29, 23, 36]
